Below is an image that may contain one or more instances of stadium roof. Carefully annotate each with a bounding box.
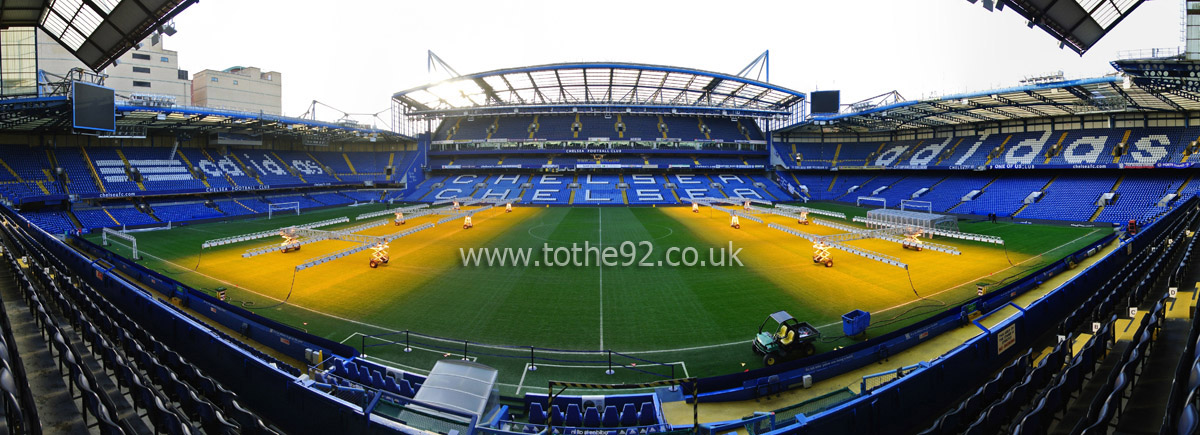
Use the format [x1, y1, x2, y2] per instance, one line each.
[970, 0, 1147, 55]
[779, 75, 1200, 133]
[392, 62, 807, 118]
[5, 0, 196, 71]
[0, 96, 408, 143]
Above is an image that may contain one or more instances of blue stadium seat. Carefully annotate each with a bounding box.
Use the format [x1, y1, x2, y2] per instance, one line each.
[583, 406, 601, 427]
[548, 405, 564, 426]
[638, 402, 656, 426]
[602, 405, 620, 428]
[1179, 403, 1198, 435]
[528, 402, 546, 426]
[565, 403, 582, 427]
[619, 403, 637, 427]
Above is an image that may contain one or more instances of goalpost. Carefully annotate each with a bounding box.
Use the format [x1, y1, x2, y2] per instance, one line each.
[101, 228, 139, 260]
[900, 199, 934, 213]
[857, 196, 887, 208]
[268, 202, 300, 219]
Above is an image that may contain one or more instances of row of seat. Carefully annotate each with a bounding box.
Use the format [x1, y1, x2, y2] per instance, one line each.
[6, 250, 141, 434]
[1, 217, 282, 434]
[0, 258, 41, 433]
[1157, 217, 1200, 434]
[526, 401, 658, 431]
[919, 201, 1198, 434]
[1070, 298, 1166, 434]
[321, 358, 418, 398]
[920, 348, 1035, 433]
[1011, 319, 1115, 434]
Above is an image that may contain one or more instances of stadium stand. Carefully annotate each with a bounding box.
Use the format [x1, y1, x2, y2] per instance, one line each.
[151, 201, 225, 222]
[1018, 174, 1118, 222]
[22, 210, 76, 234]
[948, 174, 1054, 217]
[576, 174, 623, 204]
[52, 148, 102, 195]
[435, 114, 765, 143]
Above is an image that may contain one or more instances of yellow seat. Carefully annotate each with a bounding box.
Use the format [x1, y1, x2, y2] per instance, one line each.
[781, 330, 795, 346]
[776, 325, 788, 339]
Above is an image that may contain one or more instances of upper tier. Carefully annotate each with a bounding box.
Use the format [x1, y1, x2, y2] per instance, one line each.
[778, 126, 1200, 170]
[434, 114, 765, 143]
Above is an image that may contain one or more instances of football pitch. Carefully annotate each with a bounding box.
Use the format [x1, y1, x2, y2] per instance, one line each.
[90, 201, 1108, 395]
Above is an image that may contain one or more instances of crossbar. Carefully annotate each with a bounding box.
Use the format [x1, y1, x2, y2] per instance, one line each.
[101, 228, 139, 260]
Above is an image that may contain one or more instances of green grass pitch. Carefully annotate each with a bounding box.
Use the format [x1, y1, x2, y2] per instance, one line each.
[89, 201, 1108, 395]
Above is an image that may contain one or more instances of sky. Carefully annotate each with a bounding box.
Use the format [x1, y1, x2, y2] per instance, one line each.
[166, 0, 1181, 128]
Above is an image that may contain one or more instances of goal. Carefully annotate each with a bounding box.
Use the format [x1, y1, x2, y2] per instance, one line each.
[268, 202, 300, 219]
[101, 228, 139, 260]
[857, 196, 886, 208]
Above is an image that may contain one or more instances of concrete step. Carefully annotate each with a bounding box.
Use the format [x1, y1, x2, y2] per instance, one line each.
[0, 268, 89, 434]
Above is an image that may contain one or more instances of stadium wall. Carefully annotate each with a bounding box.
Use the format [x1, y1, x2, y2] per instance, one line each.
[762, 198, 1194, 433]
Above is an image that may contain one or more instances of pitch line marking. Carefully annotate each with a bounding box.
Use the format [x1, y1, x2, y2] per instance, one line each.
[107, 222, 1104, 358]
[516, 364, 531, 395]
[599, 207, 604, 351]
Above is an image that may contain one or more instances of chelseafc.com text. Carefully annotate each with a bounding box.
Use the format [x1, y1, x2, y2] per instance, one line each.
[459, 241, 744, 268]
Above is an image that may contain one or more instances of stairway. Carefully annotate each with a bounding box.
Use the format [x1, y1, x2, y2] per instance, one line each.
[343, 153, 358, 175]
[935, 138, 965, 166]
[201, 149, 238, 187]
[115, 150, 146, 191]
[0, 265, 90, 434]
[1090, 176, 1125, 222]
[175, 152, 211, 188]
[984, 135, 1013, 166]
[78, 147, 107, 194]
[529, 115, 540, 140]
[102, 208, 120, 226]
[308, 152, 340, 182]
[386, 152, 395, 181]
[444, 117, 463, 141]
[485, 117, 500, 141]
[1043, 132, 1068, 164]
[947, 176, 998, 212]
[270, 152, 306, 183]
[1112, 130, 1132, 164]
[65, 210, 83, 231]
[0, 158, 21, 182]
[228, 153, 263, 185]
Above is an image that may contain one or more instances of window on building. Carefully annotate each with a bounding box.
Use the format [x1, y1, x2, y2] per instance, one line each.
[266, 74, 272, 81]
[131, 53, 151, 60]
[233, 80, 238, 85]
[0, 28, 37, 97]
[132, 67, 150, 74]
[132, 81, 151, 88]
[210, 77, 218, 82]
[160, 56, 169, 62]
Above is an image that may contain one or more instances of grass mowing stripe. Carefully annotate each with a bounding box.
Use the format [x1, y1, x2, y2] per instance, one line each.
[599, 207, 604, 350]
[86, 201, 1110, 393]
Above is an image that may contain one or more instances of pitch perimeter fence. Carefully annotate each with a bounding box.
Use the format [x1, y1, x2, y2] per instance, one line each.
[360, 330, 684, 382]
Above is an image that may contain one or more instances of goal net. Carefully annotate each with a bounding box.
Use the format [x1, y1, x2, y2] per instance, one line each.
[900, 200, 933, 213]
[857, 196, 886, 208]
[268, 202, 300, 219]
[101, 228, 139, 260]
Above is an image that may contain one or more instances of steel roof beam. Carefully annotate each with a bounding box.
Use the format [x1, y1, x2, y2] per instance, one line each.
[992, 94, 1051, 117]
[965, 100, 1021, 119]
[1023, 90, 1077, 114]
